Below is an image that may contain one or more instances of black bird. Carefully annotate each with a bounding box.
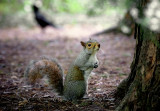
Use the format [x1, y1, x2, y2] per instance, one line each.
[32, 5, 58, 29]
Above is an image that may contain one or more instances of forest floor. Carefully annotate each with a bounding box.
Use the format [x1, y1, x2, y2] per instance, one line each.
[0, 24, 135, 111]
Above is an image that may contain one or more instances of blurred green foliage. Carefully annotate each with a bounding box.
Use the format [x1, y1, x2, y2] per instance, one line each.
[0, 0, 127, 15]
[0, 0, 127, 28]
[51, 0, 84, 13]
[0, 0, 84, 14]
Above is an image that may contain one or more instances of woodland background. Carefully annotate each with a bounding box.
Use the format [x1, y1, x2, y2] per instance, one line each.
[0, 0, 160, 110]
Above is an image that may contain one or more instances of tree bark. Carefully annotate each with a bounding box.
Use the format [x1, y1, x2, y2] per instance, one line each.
[115, 0, 160, 110]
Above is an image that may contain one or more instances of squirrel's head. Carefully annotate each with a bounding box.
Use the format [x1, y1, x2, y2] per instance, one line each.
[80, 39, 100, 54]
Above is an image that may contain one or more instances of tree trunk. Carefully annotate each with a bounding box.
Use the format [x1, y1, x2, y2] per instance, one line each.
[115, 0, 160, 111]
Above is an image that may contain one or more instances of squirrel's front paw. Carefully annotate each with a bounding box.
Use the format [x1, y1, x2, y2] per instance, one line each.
[93, 62, 98, 68]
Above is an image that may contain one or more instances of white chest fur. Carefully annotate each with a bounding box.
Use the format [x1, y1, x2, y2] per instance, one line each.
[84, 52, 98, 82]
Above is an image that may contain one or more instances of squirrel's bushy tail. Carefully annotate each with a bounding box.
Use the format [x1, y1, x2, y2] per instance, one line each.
[24, 56, 63, 95]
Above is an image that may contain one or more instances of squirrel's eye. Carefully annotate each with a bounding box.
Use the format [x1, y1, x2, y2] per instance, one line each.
[88, 43, 92, 47]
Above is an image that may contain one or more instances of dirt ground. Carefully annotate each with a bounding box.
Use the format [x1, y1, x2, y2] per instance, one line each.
[0, 25, 135, 111]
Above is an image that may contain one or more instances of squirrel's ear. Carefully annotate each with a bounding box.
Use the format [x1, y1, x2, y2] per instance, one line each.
[80, 41, 86, 47]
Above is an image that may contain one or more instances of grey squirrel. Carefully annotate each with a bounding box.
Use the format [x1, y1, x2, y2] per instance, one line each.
[24, 39, 100, 102]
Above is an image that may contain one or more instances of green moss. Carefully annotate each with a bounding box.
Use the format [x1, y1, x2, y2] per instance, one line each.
[119, 73, 127, 76]
[79, 101, 90, 106]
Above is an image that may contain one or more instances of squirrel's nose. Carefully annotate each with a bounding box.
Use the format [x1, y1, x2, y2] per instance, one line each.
[95, 44, 100, 50]
[98, 44, 100, 48]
